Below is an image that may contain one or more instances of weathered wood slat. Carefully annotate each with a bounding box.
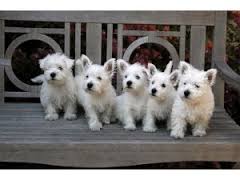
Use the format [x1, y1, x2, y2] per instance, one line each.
[64, 22, 70, 57]
[0, 136, 239, 144]
[122, 30, 181, 37]
[0, 127, 239, 136]
[5, 27, 65, 34]
[4, 91, 39, 97]
[106, 24, 113, 60]
[0, 11, 216, 25]
[0, 142, 239, 168]
[179, 25, 186, 61]
[212, 12, 227, 107]
[190, 26, 206, 70]
[0, 20, 4, 103]
[86, 23, 102, 64]
[75, 23, 81, 59]
[0, 130, 236, 140]
[117, 24, 123, 94]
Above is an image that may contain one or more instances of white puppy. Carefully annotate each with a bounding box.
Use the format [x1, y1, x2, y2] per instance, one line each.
[75, 55, 116, 131]
[170, 61, 217, 138]
[31, 53, 77, 121]
[143, 61, 179, 132]
[115, 60, 149, 130]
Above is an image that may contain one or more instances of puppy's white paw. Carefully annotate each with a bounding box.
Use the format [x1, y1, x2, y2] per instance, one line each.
[170, 130, 184, 139]
[89, 121, 103, 131]
[143, 125, 157, 132]
[64, 113, 77, 121]
[193, 129, 206, 137]
[124, 124, 136, 131]
[45, 113, 59, 121]
[102, 116, 110, 124]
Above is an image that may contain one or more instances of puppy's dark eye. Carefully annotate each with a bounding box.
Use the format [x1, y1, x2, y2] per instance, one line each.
[125, 75, 128, 79]
[85, 75, 89, 79]
[136, 75, 140, 80]
[97, 76, 102, 80]
[184, 82, 187, 85]
[58, 66, 63, 70]
[161, 83, 166, 88]
[195, 84, 200, 88]
[152, 81, 155, 84]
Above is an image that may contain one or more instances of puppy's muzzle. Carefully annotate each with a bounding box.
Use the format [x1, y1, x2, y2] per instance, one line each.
[87, 82, 93, 90]
[126, 81, 132, 88]
[50, 72, 56, 80]
[151, 88, 157, 96]
[184, 90, 190, 98]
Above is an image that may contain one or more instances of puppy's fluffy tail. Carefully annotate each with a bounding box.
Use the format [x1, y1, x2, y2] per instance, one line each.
[31, 74, 45, 83]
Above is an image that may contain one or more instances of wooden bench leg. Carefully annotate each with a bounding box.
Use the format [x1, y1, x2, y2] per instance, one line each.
[233, 162, 240, 169]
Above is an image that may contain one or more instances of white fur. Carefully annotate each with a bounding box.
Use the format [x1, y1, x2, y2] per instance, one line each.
[143, 61, 180, 132]
[170, 61, 217, 138]
[75, 55, 116, 131]
[115, 60, 149, 130]
[31, 53, 77, 121]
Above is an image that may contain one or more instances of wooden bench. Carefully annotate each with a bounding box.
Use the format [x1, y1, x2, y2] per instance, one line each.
[0, 11, 240, 168]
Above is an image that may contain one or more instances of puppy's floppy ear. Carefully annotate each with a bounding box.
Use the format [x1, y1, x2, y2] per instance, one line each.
[64, 57, 74, 69]
[148, 63, 157, 76]
[80, 54, 92, 69]
[142, 67, 151, 80]
[164, 61, 173, 74]
[75, 58, 84, 76]
[39, 55, 49, 70]
[170, 70, 179, 87]
[104, 58, 116, 77]
[117, 59, 129, 75]
[205, 69, 217, 86]
[179, 61, 190, 75]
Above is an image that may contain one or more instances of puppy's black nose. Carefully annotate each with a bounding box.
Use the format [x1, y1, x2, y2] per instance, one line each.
[151, 88, 157, 95]
[127, 81, 132, 87]
[87, 82, 93, 89]
[50, 72, 56, 79]
[184, 90, 190, 98]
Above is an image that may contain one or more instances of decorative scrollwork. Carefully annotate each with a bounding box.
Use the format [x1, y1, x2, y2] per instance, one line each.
[5, 33, 62, 93]
[122, 36, 179, 63]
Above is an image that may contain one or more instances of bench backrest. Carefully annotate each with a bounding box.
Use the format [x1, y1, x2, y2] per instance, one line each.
[0, 11, 227, 107]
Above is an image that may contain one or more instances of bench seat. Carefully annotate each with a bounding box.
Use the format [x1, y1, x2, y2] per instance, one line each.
[0, 103, 239, 167]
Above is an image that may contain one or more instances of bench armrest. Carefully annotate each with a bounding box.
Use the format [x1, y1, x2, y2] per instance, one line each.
[213, 58, 240, 91]
[0, 58, 11, 66]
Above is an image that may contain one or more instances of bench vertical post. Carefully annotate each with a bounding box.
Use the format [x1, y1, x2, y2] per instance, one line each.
[190, 26, 206, 70]
[116, 24, 123, 94]
[106, 24, 113, 61]
[0, 20, 4, 104]
[75, 23, 81, 59]
[86, 23, 102, 64]
[212, 12, 227, 107]
[64, 22, 70, 57]
[179, 25, 186, 61]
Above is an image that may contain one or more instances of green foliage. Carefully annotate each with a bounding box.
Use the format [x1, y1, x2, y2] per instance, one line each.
[226, 12, 240, 74]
